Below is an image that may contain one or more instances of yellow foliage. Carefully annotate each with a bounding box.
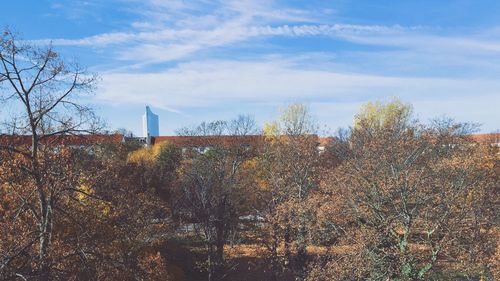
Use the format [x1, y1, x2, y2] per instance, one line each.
[279, 103, 316, 135]
[76, 184, 94, 201]
[127, 142, 173, 164]
[264, 103, 316, 138]
[263, 121, 279, 138]
[127, 146, 155, 163]
[242, 158, 258, 169]
[354, 97, 412, 129]
[100, 204, 111, 216]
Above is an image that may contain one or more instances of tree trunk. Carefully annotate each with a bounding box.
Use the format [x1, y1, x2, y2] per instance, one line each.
[284, 226, 291, 267]
[214, 232, 224, 281]
[32, 133, 53, 281]
[295, 222, 307, 281]
[213, 208, 225, 281]
[270, 224, 280, 281]
[38, 199, 53, 281]
[207, 242, 214, 281]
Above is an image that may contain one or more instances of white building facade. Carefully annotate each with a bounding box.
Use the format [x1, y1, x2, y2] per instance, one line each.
[142, 106, 159, 138]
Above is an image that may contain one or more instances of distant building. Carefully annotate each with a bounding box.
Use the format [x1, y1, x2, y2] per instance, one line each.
[0, 134, 123, 148]
[3, 105, 496, 154]
[469, 133, 500, 147]
[142, 106, 159, 138]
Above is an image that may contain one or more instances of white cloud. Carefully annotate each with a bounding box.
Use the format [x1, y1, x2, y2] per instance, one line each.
[96, 59, 500, 132]
[338, 32, 500, 53]
[34, 0, 500, 133]
[38, 0, 412, 64]
[35, 0, 500, 70]
[42, 20, 500, 69]
[44, 23, 406, 48]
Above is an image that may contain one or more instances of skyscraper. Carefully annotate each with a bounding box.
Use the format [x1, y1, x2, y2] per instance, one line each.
[142, 106, 159, 137]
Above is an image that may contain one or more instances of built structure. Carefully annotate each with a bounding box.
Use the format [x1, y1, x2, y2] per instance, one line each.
[1, 107, 497, 153]
[142, 106, 159, 138]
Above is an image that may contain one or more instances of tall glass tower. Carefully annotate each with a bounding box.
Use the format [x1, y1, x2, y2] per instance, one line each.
[142, 106, 159, 137]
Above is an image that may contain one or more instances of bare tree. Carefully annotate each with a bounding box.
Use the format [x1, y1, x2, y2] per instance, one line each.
[0, 28, 98, 280]
[258, 103, 321, 280]
[228, 114, 260, 136]
[177, 117, 259, 281]
[176, 120, 228, 136]
[177, 115, 260, 137]
[309, 100, 498, 280]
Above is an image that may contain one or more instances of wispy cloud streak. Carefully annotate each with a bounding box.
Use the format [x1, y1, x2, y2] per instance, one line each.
[29, 0, 500, 133]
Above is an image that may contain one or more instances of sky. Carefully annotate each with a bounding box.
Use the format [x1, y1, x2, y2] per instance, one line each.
[2, 0, 500, 135]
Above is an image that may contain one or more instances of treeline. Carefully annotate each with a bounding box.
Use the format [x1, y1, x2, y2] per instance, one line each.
[1, 29, 498, 281]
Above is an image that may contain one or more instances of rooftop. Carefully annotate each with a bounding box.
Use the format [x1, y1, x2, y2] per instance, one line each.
[0, 134, 124, 147]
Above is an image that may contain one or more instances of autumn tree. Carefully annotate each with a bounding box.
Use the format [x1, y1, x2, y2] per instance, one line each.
[308, 99, 498, 280]
[177, 116, 260, 281]
[80, 141, 179, 280]
[0, 28, 102, 280]
[258, 103, 322, 280]
[127, 141, 182, 202]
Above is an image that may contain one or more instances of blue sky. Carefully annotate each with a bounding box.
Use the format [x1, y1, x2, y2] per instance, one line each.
[3, 0, 500, 135]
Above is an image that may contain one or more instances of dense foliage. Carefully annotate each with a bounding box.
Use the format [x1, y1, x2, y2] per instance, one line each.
[1, 30, 498, 281]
